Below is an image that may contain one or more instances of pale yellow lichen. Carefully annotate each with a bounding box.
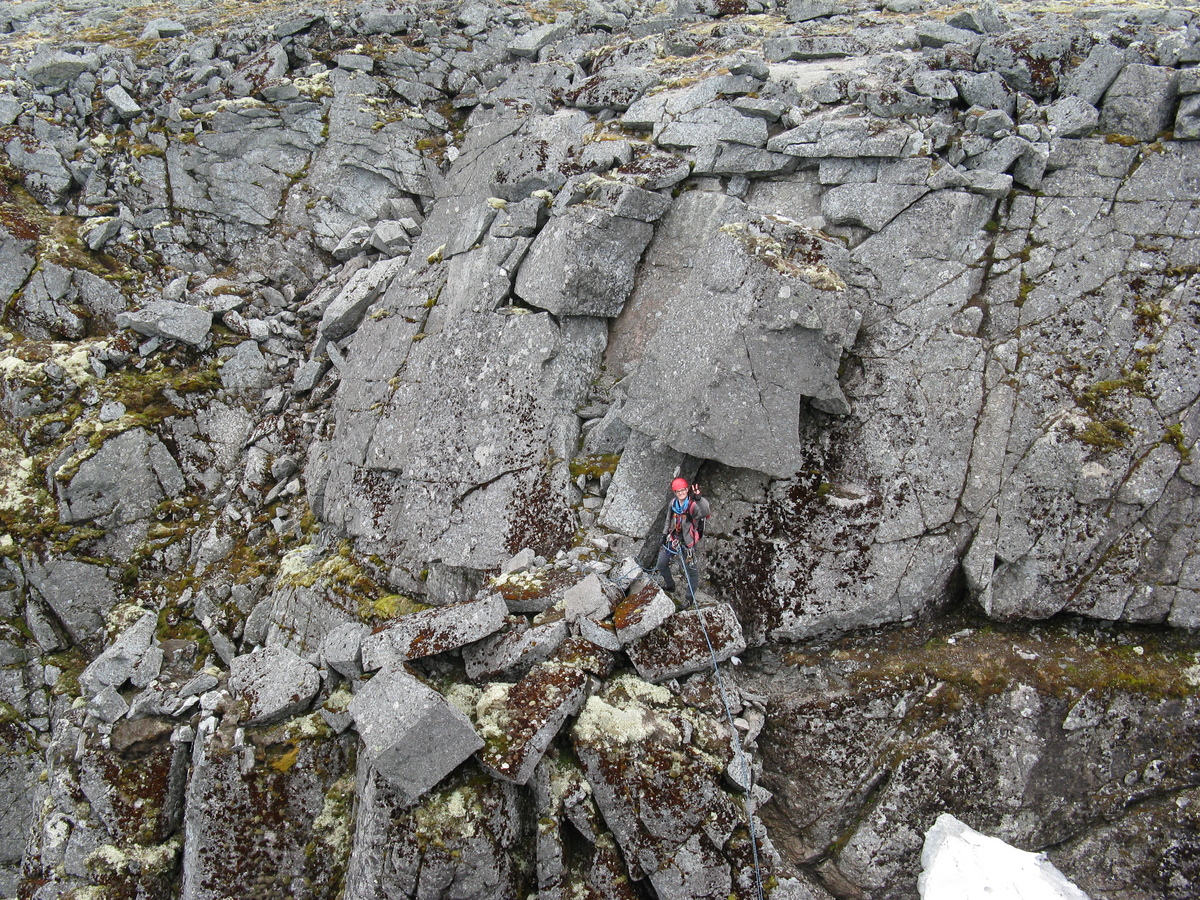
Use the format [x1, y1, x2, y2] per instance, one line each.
[572, 695, 652, 746]
[444, 681, 482, 721]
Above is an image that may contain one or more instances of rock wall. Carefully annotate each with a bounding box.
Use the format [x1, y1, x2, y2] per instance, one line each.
[0, 0, 1198, 898]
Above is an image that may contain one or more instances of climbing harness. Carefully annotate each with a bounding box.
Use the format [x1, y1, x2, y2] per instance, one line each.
[639, 557, 767, 900]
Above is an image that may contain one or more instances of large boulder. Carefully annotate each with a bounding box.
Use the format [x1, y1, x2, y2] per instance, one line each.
[618, 209, 862, 479]
[513, 204, 654, 317]
[348, 665, 483, 803]
[180, 716, 353, 900]
[229, 644, 320, 725]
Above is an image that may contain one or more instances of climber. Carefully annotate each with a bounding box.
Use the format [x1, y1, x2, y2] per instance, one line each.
[656, 476, 711, 605]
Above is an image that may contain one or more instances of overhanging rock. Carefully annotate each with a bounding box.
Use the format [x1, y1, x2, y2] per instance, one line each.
[348, 665, 483, 804]
[617, 211, 862, 479]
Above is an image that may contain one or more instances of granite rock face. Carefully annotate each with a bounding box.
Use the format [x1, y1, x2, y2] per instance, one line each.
[0, 0, 1199, 899]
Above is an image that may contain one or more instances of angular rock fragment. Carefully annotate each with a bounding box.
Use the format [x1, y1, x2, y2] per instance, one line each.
[514, 204, 653, 317]
[563, 573, 617, 623]
[79, 610, 158, 697]
[320, 621, 370, 679]
[181, 716, 352, 900]
[579, 616, 623, 651]
[343, 762, 526, 899]
[359, 593, 508, 671]
[626, 604, 746, 683]
[103, 85, 142, 118]
[229, 644, 320, 725]
[571, 674, 739, 883]
[490, 568, 589, 613]
[618, 211, 861, 477]
[24, 556, 121, 647]
[348, 665, 483, 803]
[476, 660, 595, 785]
[822, 183, 929, 232]
[613, 582, 676, 644]
[1059, 41, 1127, 106]
[463, 618, 569, 681]
[317, 256, 406, 343]
[1098, 64, 1179, 141]
[117, 300, 213, 347]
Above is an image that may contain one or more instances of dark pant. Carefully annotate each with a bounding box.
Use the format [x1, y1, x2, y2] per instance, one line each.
[656, 544, 699, 603]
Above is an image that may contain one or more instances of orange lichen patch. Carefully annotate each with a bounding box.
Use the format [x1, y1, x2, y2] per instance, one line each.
[612, 582, 662, 632]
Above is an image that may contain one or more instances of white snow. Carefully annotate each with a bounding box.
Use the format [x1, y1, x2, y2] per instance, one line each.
[919, 813, 1091, 900]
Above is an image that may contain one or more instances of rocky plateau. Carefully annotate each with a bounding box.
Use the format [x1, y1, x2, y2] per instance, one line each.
[0, 0, 1198, 897]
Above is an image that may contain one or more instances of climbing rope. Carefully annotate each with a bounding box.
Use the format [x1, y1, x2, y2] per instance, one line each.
[647, 547, 767, 900]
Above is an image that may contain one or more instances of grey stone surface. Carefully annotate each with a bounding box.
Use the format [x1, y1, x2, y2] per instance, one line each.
[53, 427, 186, 529]
[0, 5, 1197, 899]
[572, 673, 741, 882]
[220, 340, 271, 390]
[23, 557, 120, 647]
[514, 204, 653, 317]
[181, 716, 352, 900]
[477, 659, 594, 785]
[317, 256, 406, 342]
[79, 610, 158, 697]
[117, 300, 213, 347]
[1177, 94, 1200, 140]
[619, 211, 861, 477]
[359, 593, 508, 670]
[28, 51, 96, 87]
[229, 643, 320, 725]
[626, 603, 746, 683]
[1046, 96, 1100, 137]
[563, 573, 613, 623]
[320, 621, 371, 679]
[747, 634, 1200, 899]
[613, 583, 677, 644]
[1098, 64, 1179, 140]
[348, 665, 483, 803]
[463, 618, 569, 681]
[821, 183, 928, 232]
[1060, 41, 1127, 106]
[976, 29, 1075, 98]
[103, 84, 142, 118]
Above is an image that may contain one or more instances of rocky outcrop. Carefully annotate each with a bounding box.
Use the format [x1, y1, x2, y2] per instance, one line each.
[748, 618, 1200, 899]
[1, 0, 1198, 898]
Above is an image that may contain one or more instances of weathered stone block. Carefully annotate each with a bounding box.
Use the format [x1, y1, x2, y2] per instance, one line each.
[462, 618, 569, 681]
[348, 665, 483, 803]
[477, 660, 595, 785]
[613, 582, 677, 645]
[359, 593, 508, 670]
[229, 644, 320, 725]
[117, 300, 213, 347]
[564, 573, 613, 623]
[320, 621, 370, 679]
[514, 205, 653, 317]
[626, 604, 746, 683]
[79, 610, 158, 697]
[1099, 64, 1178, 141]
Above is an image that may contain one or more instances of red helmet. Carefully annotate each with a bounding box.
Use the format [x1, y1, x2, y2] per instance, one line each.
[671, 477, 689, 492]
